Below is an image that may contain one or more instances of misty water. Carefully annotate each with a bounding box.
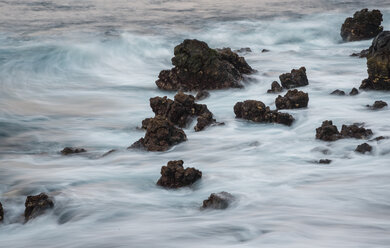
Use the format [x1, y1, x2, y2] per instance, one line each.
[1, 0, 390, 247]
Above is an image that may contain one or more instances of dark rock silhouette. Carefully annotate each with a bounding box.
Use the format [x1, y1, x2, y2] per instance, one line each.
[341, 9, 383, 42]
[279, 67, 309, 89]
[316, 121, 342, 141]
[340, 124, 373, 139]
[318, 159, 332, 164]
[349, 88, 359, 95]
[0, 202, 3, 222]
[234, 47, 252, 53]
[267, 81, 283, 93]
[331, 89, 346, 96]
[24, 193, 54, 221]
[157, 160, 202, 188]
[355, 143, 373, 154]
[275, 89, 309, 109]
[202, 192, 234, 210]
[61, 147, 86, 155]
[367, 100, 388, 110]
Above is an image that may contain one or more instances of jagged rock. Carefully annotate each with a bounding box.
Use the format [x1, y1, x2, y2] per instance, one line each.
[351, 49, 369, 58]
[130, 116, 187, 151]
[157, 160, 202, 188]
[340, 124, 373, 139]
[360, 31, 390, 90]
[24, 193, 54, 221]
[275, 89, 309, 109]
[367, 100, 388, 110]
[0, 202, 3, 222]
[341, 9, 383, 42]
[355, 143, 373, 154]
[195, 90, 210, 101]
[202, 192, 234, 210]
[331, 89, 346, 96]
[349, 88, 359, 95]
[279, 67, 309, 89]
[316, 120, 342, 141]
[60, 147, 86, 155]
[156, 39, 255, 91]
[234, 100, 294, 126]
[267, 81, 283, 93]
[234, 47, 252, 53]
[318, 159, 332, 164]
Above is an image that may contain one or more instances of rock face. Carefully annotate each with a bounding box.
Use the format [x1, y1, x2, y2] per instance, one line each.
[360, 31, 390, 90]
[130, 116, 187, 151]
[367, 100, 388, 110]
[61, 147, 86, 155]
[316, 121, 373, 141]
[156, 39, 255, 91]
[279, 67, 309, 89]
[0, 202, 3, 222]
[316, 121, 342, 141]
[157, 160, 202, 188]
[202, 192, 234, 210]
[24, 193, 54, 221]
[355, 143, 373, 154]
[275, 89, 309, 109]
[267, 81, 283, 93]
[341, 9, 383, 42]
[331, 89, 346, 96]
[234, 100, 294, 126]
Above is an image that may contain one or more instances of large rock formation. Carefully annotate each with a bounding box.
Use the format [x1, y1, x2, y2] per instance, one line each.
[202, 192, 234, 210]
[316, 121, 373, 141]
[156, 39, 255, 91]
[279, 67, 309, 89]
[275, 89, 309, 109]
[24, 193, 54, 221]
[157, 160, 202, 188]
[341, 9, 383, 42]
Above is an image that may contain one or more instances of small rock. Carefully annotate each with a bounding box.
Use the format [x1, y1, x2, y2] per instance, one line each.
[331, 89, 346, 96]
[234, 47, 252, 53]
[318, 159, 332, 164]
[349, 88, 359, 95]
[367, 100, 388, 110]
[195, 90, 210, 101]
[316, 120, 342, 141]
[0, 202, 3, 222]
[341, 9, 383, 42]
[261, 49, 270, 53]
[24, 193, 54, 221]
[157, 160, 202, 189]
[275, 89, 309, 109]
[60, 147, 86, 155]
[267, 81, 283, 93]
[102, 149, 116, 157]
[340, 124, 373, 139]
[370, 136, 388, 142]
[279, 67, 309, 89]
[355, 143, 373, 154]
[350, 49, 369, 58]
[202, 192, 234, 210]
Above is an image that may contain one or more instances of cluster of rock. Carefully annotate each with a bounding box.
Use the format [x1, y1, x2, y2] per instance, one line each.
[341, 9, 383, 42]
[316, 120, 373, 141]
[331, 88, 359, 96]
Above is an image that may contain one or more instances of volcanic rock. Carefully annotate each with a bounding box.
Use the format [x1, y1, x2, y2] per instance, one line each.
[367, 100, 388, 110]
[275, 89, 309, 109]
[349, 88, 359, 95]
[341, 9, 383, 42]
[316, 120, 342, 141]
[195, 90, 210, 101]
[331, 89, 346, 96]
[157, 160, 202, 189]
[355, 143, 373, 154]
[202, 192, 234, 210]
[279, 67, 309, 89]
[24, 193, 54, 221]
[340, 124, 373, 139]
[267, 81, 283, 93]
[351, 49, 369, 58]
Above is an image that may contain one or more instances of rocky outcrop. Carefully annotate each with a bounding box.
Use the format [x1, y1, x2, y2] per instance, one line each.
[156, 39, 255, 91]
[367, 100, 388, 110]
[130, 116, 187, 151]
[341, 9, 383, 42]
[202, 192, 234, 210]
[24, 193, 54, 221]
[0, 202, 3, 222]
[351, 49, 369, 58]
[355, 143, 373, 154]
[279, 67, 309, 89]
[316, 121, 342, 141]
[267, 81, 283, 93]
[360, 31, 390, 90]
[349, 88, 359, 95]
[316, 121, 373, 141]
[61, 147, 86, 155]
[331, 90, 346, 96]
[275, 89, 309, 109]
[157, 160, 202, 188]
[234, 100, 294, 126]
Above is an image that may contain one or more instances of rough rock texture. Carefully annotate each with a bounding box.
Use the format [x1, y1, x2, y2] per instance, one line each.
[24, 193, 54, 221]
[275, 89, 309, 109]
[340, 124, 373, 139]
[157, 160, 202, 188]
[351, 49, 369, 58]
[156, 39, 255, 91]
[341, 9, 383, 42]
[367, 100, 388, 109]
[316, 121, 342, 141]
[130, 116, 187, 151]
[0, 202, 3, 222]
[331, 89, 346, 96]
[279, 67, 309, 89]
[202, 192, 234, 210]
[267, 81, 283, 93]
[360, 31, 390, 90]
[349, 88, 359, 95]
[234, 100, 294, 126]
[195, 90, 210, 101]
[61, 147, 86, 155]
[355, 143, 373, 154]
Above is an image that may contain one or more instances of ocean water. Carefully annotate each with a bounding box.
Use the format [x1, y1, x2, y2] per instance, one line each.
[1, 1, 390, 247]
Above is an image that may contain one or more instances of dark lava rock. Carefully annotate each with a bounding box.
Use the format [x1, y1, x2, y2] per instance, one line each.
[234, 47, 252, 53]
[130, 116, 187, 151]
[341, 9, 383, 42]
[318, 159, 332, 164]
[340, 124, 373, 139]
[234, 100, 294, 126]
[360, 31, 390, 90]
[24, 193, 54, 221]
[195, 90, 210, 101]
[351, 49, 369, 58]
[349, 88, 359, 95]
[316, 120, 342, 141]
[355, 143, 373, 154]
[331, 89, 346, 96]
[367, 100, 388, 110]
[202, 192, 234, 210]
[61, 147, 86, 155]
[275, 89, 309, 109]
[0, 202, 3, 222]
[279, 67, 309, 89]
[156, 160, 202, 189]
[267, 81, 283, 93]
[156, 39, 255, 91]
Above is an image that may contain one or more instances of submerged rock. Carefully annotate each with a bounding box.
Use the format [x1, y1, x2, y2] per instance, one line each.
[156, 39, 255, 91]
[275, 89, 309, 109]
[279, 67, 309, 89]
[367, 100, 388, 110]
[355, 143, 373, 154]
[341, 9, 383, 42]
[350, 49, 369, 58]
[261, 49, 270, 53]
[202, 192, 234, 210]
[340, 124, 373, 139]
[370, 136, 388, 142]
[267, 81, 283, 93]
[195, 90, 210, 101]
[24, 193, 54, 221]
[349, 88, 359, 95]
[316, 120, 342, 141]
[234, 100, 294, 126]
[130, 116, 187, 151]
[234, 47, 252, 53]
[61, 147, 86, 155]
[157, 160, 202, 189]
[0, 202, 3, 222]
[318, 159, 332, 164]
[331, 89, 346, 96]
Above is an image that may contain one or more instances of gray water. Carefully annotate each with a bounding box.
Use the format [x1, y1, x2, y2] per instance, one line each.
[1, 1, 390, 247]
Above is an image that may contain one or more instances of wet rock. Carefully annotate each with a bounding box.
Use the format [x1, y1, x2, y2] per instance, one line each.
[234, 47, 252, 53]
[24, 193, 54, 221]
[195, 90, 210, 101]
[316, 120, 342, 141]
[279, 67, 309, 89]
[261, 49, 270, 53]
[234, 100, 294, 126]
[156, 39, 255, 91]
[318, 159, 332, 164]
[349, 88, 359, 95]
[102, 149, 116, 157]
[202, 192, 234, 210]
[130, 116, 187, 151]
[275, 89, 309, 109]
[341, 9, 383, 42]
[340, 124, 373, 139]
[0, 202, 3, 222]
[360, 31, 390, 90]
[370, 136, 388, 142]
[331, 89, 346, 96]
[355, 143, 373, 154]
[367, 100, 388, 110]
[267, 81, 283, 93]
[157, 160, 202, 189]
[350, 49, 369, 58]
[60, 147, 86, 155]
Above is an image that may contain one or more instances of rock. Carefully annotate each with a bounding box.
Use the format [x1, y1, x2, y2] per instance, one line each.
[360, 31, 390, 90]
[367, 100, 388, 110]
[316, 120, 342, 141]
[261, 49, 270, 53]
[195, 90, 210, 101]
[0, 202, 3, 222]
[267, 81, 283, 93]
[331, 89, 346, 96]
[370, 136, 388, 142]
[130, 116, 187, 151]
[279, 67, 309, 89]
[234, 47, 252, 53]
[275, 89, 309, 109]
[234, 100, 294, 126]
[202, 192, 234, 210]
[157, 160, 202, 189]
[355, 143, 373, 154]
[24, 193, 54, 221]
[341, 9, 383, 42]
[156, 39, 255, 91]
[340, 124, 373, 139]
[102, 149, 116, 157]
[349, 88, 359, 95]
[60, 147, 86, 155]
[350, 49, 369, 58]
[318, 159, 332, 164]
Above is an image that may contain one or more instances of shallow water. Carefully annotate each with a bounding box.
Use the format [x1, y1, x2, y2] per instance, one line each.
[1, 1, 390, 247]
